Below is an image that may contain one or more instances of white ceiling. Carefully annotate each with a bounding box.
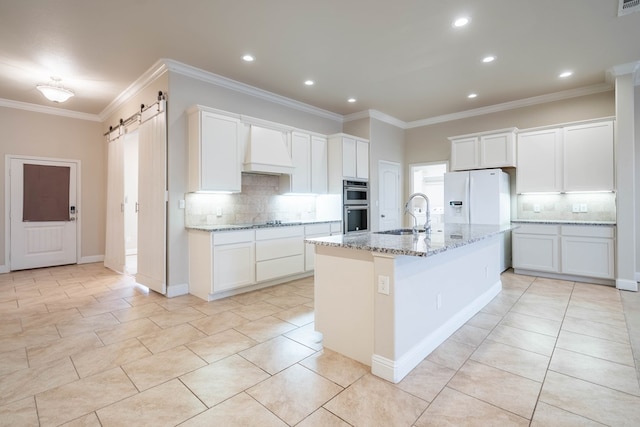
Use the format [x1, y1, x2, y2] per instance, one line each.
[1, 0, 639, 123]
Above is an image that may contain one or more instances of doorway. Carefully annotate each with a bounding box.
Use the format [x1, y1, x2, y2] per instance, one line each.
[409, 162, 448, 228]
[7, 156, 80, 270]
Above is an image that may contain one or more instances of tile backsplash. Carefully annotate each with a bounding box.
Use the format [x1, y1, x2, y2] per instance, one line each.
[517, 192, 616, 222]
[185, 173, 341, 226]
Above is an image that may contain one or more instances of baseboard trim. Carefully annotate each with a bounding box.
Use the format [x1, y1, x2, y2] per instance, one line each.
[616, 278, 638, 292]
[79, 255, 104, 264]
[0, 264, 8, 274]
[513, 269, 615, 287]
[166, 283, 189, 298]
[371, 280, 502, 383]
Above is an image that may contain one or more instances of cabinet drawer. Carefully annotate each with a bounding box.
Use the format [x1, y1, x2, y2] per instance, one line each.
[213, 230, 254, 246]
[255, 237, 304, 261]
[305, 223, 331, 235]
[560, 225, 614, 238]
[513, 224, 559, 235]
[255, 226, 304, 240]
[256, 255, 304, 282]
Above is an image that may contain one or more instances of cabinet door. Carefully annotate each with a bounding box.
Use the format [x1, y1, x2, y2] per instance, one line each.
[291, 132, 311, 193]
[200, 112, 241, 192]
[311, 135, 328, 193]
[513, 233, 560, 272]
[563, 121, 614, 192]
[480, 132, 515, 168]
[561, 236, 614, 279]
[516, 129, 562, 193]
[213, 242, 255, 292]
[356, 140, 369, 179]
[451, 137, 479, 171]
[342, 137, 357, 178]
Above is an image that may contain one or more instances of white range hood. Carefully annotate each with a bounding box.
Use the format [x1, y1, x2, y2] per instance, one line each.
[243, 125, 294, 175]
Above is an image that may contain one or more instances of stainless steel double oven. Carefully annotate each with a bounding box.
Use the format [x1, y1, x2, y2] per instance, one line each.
[343, 180, 369, 233]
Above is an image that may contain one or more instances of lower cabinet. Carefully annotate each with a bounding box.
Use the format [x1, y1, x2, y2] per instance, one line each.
[255, 226, 305, 282]
[212, 231, 255, 292]
[513, 223, 615, 280]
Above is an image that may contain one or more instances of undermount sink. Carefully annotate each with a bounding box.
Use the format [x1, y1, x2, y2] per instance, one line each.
[375, 228, 426, 236]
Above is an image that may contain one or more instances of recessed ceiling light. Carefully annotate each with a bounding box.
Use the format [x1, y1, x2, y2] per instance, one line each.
[347, 98, 357, 103]
[467, 93, 478, 99]
[304, 80, 315, 86]
[559, 71, 573, 78]
[482, 55, 496, 63]
[242, 54, 255, 62]
[453, 17, 470, 27]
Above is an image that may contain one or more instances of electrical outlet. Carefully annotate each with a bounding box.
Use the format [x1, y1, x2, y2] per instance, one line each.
[377, 275, 390, 295]
[178, 199, 185, 209]
[533, 204, 541, 213]
[216, 207, 223, 217]
[572, 204, 580, 213]
[580, 203, 588, 212]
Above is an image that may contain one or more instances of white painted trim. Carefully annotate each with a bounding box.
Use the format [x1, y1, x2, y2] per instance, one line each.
[372, 280, 502, 383]
[162, 59, 344, 123]
[616, 278, 639, 292]
[0, 98, 100, 121]
[79, 255, 104, 264]
[344, 109, 408, 129]
[0, 264, 8, 274]
[166, 283, 189, 298]
[405, 83, 613, 128]
[4, 154, 82, 271]
[513, 268, 615, 287]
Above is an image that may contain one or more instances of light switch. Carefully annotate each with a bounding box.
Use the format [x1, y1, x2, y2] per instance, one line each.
[580, 204, 588, 212]
[572, 204, 580, 213]
[178, 199, 185, 209]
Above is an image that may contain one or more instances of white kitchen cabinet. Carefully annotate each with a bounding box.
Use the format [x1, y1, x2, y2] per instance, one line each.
[255, 226, 305, 282]
[188, 229, 255, 301]
[513, 224, 560, 273]
[563, 121, 614, 192]
[328, 134, 369, 192]
[516, 120, 614, 193]
[560, 225, 615, 279]
[516, 128, 562, 193]
[281, 132, 328, 194]
[449, 129, 517, 171]
[188, 106, 242, 192]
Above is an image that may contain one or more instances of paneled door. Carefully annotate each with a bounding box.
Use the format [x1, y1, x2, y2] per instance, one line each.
[10, 157, 78, 270]
[378, 161, 401, 231]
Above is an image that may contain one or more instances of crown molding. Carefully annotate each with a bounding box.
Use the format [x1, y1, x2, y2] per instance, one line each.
[344, 109, 408, 129]
[405, 83, 613, 129]
[0, 98, 100, 121]
[98, 59, 169, 121]
[607, 61, 640, 86]
[162, 59, 344, 123]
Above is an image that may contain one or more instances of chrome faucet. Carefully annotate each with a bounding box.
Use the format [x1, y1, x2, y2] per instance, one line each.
[404, 193, 431, 234]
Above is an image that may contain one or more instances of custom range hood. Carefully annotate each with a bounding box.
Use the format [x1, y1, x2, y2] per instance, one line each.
[243, 125, 294, 175]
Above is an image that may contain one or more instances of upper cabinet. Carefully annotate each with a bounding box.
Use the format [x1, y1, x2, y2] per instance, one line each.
[517, 120, 613, 193]
[328, 133, 369, 192]
[281, 131, 328, 194]
[188, 106, 242, 193]
[449, 129, 517, 171]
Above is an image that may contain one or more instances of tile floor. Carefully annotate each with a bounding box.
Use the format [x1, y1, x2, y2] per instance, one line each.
[0, 263, 639, 426]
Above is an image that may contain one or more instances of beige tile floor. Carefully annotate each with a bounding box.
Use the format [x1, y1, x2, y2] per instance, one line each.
[0, 263, 639, 426]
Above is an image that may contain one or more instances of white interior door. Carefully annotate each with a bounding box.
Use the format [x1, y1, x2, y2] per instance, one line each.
[136, 103, 167, 294]
[378, 161, 401, 231]
[9, 157, 78, 270]
[104, 134, 126, 273]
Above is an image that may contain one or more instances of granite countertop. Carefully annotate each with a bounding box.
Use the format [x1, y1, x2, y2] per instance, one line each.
[511, 219, 616, 226]
[306, 223, 515, 258]
[186, 219, 341, 232]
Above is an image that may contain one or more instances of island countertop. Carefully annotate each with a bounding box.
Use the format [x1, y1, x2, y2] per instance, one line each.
[306, 223, 515, 257]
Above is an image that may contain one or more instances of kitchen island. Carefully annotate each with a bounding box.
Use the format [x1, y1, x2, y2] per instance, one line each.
[306, 223, 513, 383]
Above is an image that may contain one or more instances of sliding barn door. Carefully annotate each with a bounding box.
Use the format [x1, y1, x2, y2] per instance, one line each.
[104, 130, 126, 273]
[136, 101, 167, 294]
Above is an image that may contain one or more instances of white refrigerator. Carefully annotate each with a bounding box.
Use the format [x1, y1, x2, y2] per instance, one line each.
[444, 169, 511, 271]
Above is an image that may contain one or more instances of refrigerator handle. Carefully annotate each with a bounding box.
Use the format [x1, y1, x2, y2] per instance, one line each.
[467, 176, 472, 223]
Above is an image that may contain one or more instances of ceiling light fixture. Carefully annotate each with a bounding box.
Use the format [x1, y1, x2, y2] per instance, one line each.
[347, 98, 356, 103]
[36, 77, 74, 103]
[559, 71, 573, 78]
[468, 93, 478, 99]
[304, 80, 315, 86]
[242, 54, 255, 62]
[482, 55, 496, 63]
[453, 17, 470, 27]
